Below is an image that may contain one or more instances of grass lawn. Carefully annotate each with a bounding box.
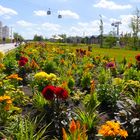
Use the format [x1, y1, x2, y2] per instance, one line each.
[91, 47, 140, 63]
[46, 42, 140, 63]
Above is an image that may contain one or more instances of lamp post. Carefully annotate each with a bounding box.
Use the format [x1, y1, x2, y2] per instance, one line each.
[10, 26, 13, 43]
[111, 21, 121, 38]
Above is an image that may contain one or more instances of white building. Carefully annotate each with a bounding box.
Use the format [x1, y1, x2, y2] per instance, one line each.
[2, 26, 9, 38]
[0, 21, 9, 39]
[0, 21, 2, 39]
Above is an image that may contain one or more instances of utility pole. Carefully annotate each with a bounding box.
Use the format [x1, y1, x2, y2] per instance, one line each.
[111, 21, 122, 38]
[10, 27, 13, 43]
[99, 15, 103, 48]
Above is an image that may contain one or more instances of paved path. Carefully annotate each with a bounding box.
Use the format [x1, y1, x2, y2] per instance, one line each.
[0, 43, 17, 53]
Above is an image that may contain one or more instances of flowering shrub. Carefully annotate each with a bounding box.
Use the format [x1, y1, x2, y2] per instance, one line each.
[98, 120, 128, 139]
[33, 71, 59, 91]
[1, 43, 140, 139]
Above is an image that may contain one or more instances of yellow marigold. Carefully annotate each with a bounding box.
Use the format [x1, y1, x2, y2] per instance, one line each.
[6, 99, 12, 104]
[98, 121, 128, 138]
[85, 63, 94, 69]
[119, 129, 128, 138]
[1, 95, 11, 101]
[4, 105, 10, 111]
[47, 73, 57, 81]
[34, 71, 49, 80]
[0, 51, 5, 59]
[61, 81, 68, 89]
[112, 78, 123, 85]
[6, 74, 23, 81]
[0, 63, 5, 69]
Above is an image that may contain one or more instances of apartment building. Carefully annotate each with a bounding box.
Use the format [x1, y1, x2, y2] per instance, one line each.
[0, 21, 2, 39]
[0, 21, 9, 39]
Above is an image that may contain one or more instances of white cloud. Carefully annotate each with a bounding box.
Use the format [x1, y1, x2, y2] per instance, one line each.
[93, 0, 132, 10]
[42, 22, 61, 31]
[58, 10, 80, 19]
[0, 5, 17, 18]
[17, 20, 35, 27]
[34, 10, 47, 16]
[129, 0, 140, 3]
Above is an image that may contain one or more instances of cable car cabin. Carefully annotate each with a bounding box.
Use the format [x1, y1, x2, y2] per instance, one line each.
[47, 9, 51, 15]
[58, 14, 62, 18]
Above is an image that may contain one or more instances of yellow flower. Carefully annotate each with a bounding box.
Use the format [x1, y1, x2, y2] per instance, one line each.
[0, 95, 11, 102]
[0, 63, 5, 69]
[119, 129, 128, 138]
[98, 120, 128, 138]
[112, 78, 123, 85]
[6, 74, 23, 81]
[6, 99, 12, 104]
[47, 73, 57, 81]
[0, 51, 4, 59]
[34, 71, 49, 80]
[4, 105, 10, 111]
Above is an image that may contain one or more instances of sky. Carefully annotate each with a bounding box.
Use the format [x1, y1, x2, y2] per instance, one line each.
[0, 0, 140, 39]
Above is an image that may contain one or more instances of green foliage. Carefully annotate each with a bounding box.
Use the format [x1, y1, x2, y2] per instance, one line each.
[42, 61, 57, 74]
[0, 115, 50, 140]
[33, 34, 44, 41]
[114, 96, 140, 139]
[75, 93, 100, 132]
[104, 35, 116, 48]
[32, 92, 49, 111]
[3, 53, 18, 74]
[123, 67, 140, 81]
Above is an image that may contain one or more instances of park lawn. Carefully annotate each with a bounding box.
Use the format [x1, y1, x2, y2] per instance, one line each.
[47, 42, 139, 63]
[90, 47, 140, 63]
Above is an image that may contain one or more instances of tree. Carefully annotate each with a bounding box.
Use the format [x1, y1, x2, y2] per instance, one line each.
[99, 15, 104, 48]
[104, 35, 116, 48]
[33, 34, 44, 41]
[130, 8, 140, 50]
[13, 32, 24, 41]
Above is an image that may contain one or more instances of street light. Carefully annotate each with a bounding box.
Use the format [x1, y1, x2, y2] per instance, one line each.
[111, 21, 122, 46]
[111, 21, 122, 38]
[10, 26, 13, 43]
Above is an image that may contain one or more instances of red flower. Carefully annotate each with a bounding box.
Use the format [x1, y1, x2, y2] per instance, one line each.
[42, 85, 56, 100]
[55, 87, 68, 100]
[20, 56, 28, 62]
[18, 60, 26, 66]
[135, 54, 140, 62]
[18, 56, 28, 66]
[106, 62, 115, 68]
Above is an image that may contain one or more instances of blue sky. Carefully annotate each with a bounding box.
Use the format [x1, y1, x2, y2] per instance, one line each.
[0, 0, 140, 39]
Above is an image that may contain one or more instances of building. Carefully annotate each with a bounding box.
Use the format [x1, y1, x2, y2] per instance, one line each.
[2, 26, 9, 38]
[0, 21, 9, 39]
[0, 21, 2, 39]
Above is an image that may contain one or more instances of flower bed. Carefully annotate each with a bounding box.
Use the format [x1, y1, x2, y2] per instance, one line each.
[0, 42, 140, 140]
